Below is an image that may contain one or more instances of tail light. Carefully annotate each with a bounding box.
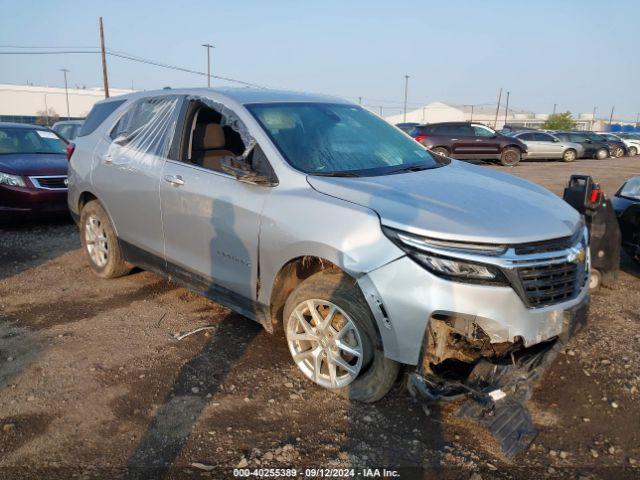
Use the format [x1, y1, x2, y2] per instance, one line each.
[589, 184, 602, 205]
[66, 143, 75, 160]
[415, 135, 427, 143]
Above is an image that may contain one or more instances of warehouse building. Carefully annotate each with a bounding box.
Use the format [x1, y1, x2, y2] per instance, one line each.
[0, 83, 134, 126]
[384, 101, 632, 132]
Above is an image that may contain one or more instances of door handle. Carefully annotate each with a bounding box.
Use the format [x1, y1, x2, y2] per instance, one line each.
[451, 138, 459, 141]
[164, 174, 184, 187]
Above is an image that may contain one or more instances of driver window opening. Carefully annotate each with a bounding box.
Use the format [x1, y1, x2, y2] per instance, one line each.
[184, 102, 245, 173]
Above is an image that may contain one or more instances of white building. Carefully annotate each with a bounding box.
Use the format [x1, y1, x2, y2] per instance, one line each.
[384, 101, 622, 131]
[0, 83, 134, 125]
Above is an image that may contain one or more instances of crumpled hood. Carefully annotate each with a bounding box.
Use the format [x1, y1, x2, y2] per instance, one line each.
[307, 161, 581, 244]
[0, 153, 68, 176]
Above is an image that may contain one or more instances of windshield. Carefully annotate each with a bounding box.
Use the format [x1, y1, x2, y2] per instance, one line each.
[0, 127, 67, 155]
[619, 177, 640, 200]
[247, 103, 447, 176]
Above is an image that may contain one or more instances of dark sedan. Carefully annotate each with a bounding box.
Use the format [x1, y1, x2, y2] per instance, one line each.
[552, 131, 610, 159]
[612, 176, 640, 264]
[0, 122, 69, 218]
[587, 132, 627, 158]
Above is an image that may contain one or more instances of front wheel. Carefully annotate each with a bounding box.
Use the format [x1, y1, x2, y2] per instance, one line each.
[562, 149, 577, 162]
[80, 200, 132, 279]
[628, 146, 637, 157]
[595, 148, 609, 160]
[430, 146, 449, 157]
[283, 271, 399, 403]
[499, 147, 521, 166]
[612, 146, 625, 158]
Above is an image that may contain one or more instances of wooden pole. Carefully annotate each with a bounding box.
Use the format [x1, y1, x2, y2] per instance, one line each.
[99, 17, 110, 98]
[493, 88, 502, 128]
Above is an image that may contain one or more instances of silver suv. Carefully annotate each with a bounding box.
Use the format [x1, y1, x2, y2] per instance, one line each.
[67, 88, 589, 402]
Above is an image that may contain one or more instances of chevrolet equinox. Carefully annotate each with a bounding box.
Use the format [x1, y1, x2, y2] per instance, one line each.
[67, 88, 589, 402]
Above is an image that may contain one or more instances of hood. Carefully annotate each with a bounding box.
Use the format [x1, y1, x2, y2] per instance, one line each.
[0, 153, 68, 176]
[307, 161, 581, 244]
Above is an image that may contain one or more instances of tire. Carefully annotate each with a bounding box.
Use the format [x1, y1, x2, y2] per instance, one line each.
[595, 148, 609, 160]
[430, 146, 449, 157]
[499, 147, 521, 166]
[80, 200, 132, 279]
[562, 149, 577, 162]
[629, 146, 637, 157]
[589, 269, 602, 291]
[612, 146, 624, 158]
[283, 271, 399, 403]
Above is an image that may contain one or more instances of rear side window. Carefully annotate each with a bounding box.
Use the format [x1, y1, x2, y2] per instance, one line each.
[518, 132, 535, 141]
[78, 100, 126, 137]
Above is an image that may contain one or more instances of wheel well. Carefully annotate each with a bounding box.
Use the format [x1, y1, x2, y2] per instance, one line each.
[269, 256, 340, 333]
[78, 191, 98, 211]
[504, 144, 524, 153]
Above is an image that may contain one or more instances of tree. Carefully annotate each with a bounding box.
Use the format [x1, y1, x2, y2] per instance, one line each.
[543, 111, 576, 130]
[35, 108, 60, 127]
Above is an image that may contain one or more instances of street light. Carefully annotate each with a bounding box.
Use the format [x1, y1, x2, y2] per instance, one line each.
[403, 75, 410, 123]
[60, 68, 70, 119]
[202, 43, 214, 87]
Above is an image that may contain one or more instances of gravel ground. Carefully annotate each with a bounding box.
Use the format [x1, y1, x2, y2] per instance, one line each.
[1, 157, 639, 479]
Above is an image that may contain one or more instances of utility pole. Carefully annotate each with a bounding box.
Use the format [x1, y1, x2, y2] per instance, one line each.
[592, 106, 598, 131]
[44, 94, 49, 126]
[60, 68, 70, 119]
[403, 74, 410, 123]
[493, 88, 503, 128]
[202, 43, 214, 87]
[358, 96, 362, 105]
[470, 104, 474, 122]
[379, 106, 383, 116]
[553, 103, 557, 115]
[609, 106, 615, 126]
[99, 17, 110, 98]
[504, 91, 510, 127]
[636, 112, 639, 127]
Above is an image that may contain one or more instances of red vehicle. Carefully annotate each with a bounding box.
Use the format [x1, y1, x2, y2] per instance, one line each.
[410, 122, 528, 166]
[0, 122, 70, 218]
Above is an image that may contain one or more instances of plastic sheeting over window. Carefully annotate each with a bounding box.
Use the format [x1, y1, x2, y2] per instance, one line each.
[105, 94, 257, 167]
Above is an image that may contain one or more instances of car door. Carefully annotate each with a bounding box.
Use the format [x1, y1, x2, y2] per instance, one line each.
[516, 132, 539, 158]
[534, 132, 563, 158]
[449, 124, 478, 156]
[160, 99, 271, 309]
[468, 124, 500, 157]
[91, 95, 183, 262]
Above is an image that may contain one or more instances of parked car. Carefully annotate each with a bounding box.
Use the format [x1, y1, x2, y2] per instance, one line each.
[552, 131, 610, 159]
[612, 176, 640, 264]
[411, 122, 527, 166]
[587, 132, 627, 158]
[52, 120, 84, 141]
[67, 88, 589, 403]
[507, 130, 583, 162]
[395, 122, 420, 134]
[596, 132, 639, 156]
[614, 132, 640, 142]
[0, 122, 70, 218]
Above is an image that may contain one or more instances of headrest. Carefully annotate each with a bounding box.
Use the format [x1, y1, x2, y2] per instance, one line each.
[193, 123, 225, 150]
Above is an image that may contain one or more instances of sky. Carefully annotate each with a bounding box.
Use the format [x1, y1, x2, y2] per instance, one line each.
[1, 0, 639, 120]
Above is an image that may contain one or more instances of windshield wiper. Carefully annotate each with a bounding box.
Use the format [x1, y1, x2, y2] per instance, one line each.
[386, 164, 430, 174]
[310, 171, 362, 177]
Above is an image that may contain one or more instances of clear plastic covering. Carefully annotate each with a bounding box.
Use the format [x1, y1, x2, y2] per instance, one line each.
[105, 94, 257, 170]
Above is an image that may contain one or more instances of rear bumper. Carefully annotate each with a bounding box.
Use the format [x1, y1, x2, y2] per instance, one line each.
[0, 184, 69, 216]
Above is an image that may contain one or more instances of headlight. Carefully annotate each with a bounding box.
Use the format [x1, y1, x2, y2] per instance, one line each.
[0, 171, 26, 187]
[383, 227, 508, 284]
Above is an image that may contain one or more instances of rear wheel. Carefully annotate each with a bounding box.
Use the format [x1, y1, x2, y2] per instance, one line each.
[628, 146, 637, 157]
[430, 146, 449, 157]
[80, 200, 132, 279]
[499, 147, 521, 166]
[562, 149, 577, 162]
[595, 148, 609, 160]
[283, 271, 399, 403]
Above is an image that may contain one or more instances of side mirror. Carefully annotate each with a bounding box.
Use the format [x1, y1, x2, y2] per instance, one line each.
[220, 146, 278, 186]
[585, 139, 592, 143]
[553, 138, 560, 143]
[113, 133, 130, 146]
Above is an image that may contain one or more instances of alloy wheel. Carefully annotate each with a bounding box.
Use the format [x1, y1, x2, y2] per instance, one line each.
[286, 299, 364, 389]
[85, 214, 109, 268]
[563, 150, 576, 161]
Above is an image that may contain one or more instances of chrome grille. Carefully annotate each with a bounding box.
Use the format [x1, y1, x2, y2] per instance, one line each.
[30, 176, 68, 190]
[517, 261, 581, 308]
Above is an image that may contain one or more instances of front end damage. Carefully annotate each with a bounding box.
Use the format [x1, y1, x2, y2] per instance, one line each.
[408, 301, 589, 457]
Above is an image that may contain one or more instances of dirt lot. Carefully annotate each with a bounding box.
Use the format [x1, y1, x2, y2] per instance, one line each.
[1, 157, 639, 479]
